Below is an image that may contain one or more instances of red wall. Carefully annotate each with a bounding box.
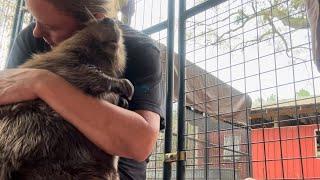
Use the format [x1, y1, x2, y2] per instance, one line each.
[197, 130, 250, 179]
[252, 125, 320, 179]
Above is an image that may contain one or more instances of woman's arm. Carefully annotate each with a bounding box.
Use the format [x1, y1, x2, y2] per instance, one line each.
[4, 23, 163, 162]
[0, 68, 160, 161]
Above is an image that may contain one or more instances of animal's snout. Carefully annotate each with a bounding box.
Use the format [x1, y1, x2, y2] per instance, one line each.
[101, 17, 116, 26]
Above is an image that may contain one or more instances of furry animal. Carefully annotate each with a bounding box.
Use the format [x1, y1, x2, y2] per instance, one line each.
[0, 18, 133, 180]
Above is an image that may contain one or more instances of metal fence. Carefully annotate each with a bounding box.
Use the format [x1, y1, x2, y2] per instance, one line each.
[0, 0, 32, 69]
[2, 0, 320, 179]
[0, 0, 17, 69]
[131, 0, 320, 179]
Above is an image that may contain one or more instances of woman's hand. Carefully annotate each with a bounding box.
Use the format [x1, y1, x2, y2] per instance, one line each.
[0, 68, 53, 105]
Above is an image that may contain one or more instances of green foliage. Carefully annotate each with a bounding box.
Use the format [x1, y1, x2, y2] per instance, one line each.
[291, 0, 305, 11]
[235, 10, 245, 25]
[252, 94, 279, 107]
[266, 94, 277, 104]
[296, 88, 311, 99]
[252, 97, 265, 107]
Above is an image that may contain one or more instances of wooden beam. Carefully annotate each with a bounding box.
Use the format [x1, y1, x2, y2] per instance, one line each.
[250, 105, 320, 120]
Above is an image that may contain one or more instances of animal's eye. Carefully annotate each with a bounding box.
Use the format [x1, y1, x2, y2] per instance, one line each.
[104, 42, 117, 50]
[111, 43, 118, 50]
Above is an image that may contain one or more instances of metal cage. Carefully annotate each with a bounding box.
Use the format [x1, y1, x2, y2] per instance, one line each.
[2, 0, 320, 179]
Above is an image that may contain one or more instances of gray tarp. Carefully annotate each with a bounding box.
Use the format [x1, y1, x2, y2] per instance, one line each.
[158, 44, 252, 124]
[306, 0, 320, 71]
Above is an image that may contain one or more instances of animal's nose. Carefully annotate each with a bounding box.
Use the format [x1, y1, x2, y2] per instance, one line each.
[102, 17, 115, 26]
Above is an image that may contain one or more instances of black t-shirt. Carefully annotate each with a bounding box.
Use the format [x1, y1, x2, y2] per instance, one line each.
[6, 22, 165, 180]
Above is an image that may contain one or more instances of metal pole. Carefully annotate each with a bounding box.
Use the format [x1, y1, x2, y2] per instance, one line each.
[163, 0, 175, 179]
[16, 0, 26, 34]
[177, 0, 186, 179]
[9, 0, 25, 51]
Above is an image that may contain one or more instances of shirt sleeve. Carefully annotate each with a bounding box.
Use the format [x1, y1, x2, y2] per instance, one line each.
[6, 23, 48, 69]
[126, 45, 166, 130]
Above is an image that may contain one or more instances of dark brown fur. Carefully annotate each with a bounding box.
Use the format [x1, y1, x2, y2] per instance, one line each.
[0, 18, 133, 180]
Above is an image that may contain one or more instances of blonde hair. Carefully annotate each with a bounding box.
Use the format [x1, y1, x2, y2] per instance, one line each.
[47, 0, 115, 22]
[105, 0, 119, 19]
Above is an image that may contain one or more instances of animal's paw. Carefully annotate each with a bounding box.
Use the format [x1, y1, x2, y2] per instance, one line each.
[118, 79, 134, 101]
[118, 96, 129, 109]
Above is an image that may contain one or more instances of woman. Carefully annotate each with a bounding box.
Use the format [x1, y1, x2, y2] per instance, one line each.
[4, 0, 164, 179]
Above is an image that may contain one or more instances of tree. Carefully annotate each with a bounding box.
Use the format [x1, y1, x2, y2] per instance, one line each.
[296, 88, 311, 99]
[266, 94, 277, 104]
[252, 97, 265, 108]
[186, 0, 309, 62]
